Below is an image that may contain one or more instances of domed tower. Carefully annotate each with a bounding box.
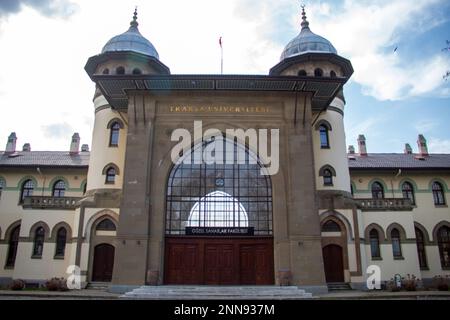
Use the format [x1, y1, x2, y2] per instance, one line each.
[271, 7, 353, 196]
[84, 9, 170, 193]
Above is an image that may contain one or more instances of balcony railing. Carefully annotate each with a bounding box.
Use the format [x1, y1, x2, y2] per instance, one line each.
[22, 196, 81, 210]
[356, 198, 413, 211]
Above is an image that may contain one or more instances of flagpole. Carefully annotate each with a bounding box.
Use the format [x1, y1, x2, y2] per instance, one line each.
[220, 36, 223, 74]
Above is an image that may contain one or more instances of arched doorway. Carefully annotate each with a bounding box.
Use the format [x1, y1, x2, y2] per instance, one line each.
[92, 243, 115, 282]
[164, 136, 274, 285]
[322, 244, 344, 283]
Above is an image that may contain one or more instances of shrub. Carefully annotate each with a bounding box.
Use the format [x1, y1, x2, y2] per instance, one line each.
[45, 277, 69, 291]
[402, 274, 420, 291]
[386, 278, 401, 292]
[10, 279, 25, 291]
[432, 275, 450, 291]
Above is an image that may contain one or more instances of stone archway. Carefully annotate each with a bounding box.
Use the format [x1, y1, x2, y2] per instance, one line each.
[320, 215, 349, 283]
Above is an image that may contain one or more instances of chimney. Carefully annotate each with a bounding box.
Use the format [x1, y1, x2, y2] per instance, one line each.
[357, 134, 367, 156]
[70, 133, 80, 154]
[404, 143, 412, 154]
[81, 144, 89, 152]
[417, 134, 428, 156]
[5, 132, 17, 153]
[22, 143, 31, 152]
[348, 145, 355, 154]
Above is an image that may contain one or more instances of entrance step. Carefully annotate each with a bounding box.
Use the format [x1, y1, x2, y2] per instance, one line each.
[121, 286, 313, 300]
[327, 283, 352, 291]
[86, 282, 110, 290]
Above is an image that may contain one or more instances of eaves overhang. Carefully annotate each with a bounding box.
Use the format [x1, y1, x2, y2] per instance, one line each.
[89, 73, 350, 111]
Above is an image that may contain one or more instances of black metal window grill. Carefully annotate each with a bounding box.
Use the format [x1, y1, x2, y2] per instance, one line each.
[166, 136, 272, 236]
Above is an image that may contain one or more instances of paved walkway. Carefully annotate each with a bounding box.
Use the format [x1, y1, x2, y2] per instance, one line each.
[0, 289, 449, 300]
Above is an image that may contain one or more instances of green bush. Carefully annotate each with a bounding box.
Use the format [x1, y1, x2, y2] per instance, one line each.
[10, 279, 25, 291]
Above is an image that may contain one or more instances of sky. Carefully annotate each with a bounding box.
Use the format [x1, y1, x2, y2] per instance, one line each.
[0, 0, 449, 153]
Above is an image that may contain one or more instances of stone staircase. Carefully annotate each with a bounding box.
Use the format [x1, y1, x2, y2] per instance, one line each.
[327, 283, 352, 291]
[121, 286, 313, 300]
[86, 282, 110, 290]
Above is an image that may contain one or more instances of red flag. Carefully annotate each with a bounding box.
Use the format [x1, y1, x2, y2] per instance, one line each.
[219, 36, 222, 48]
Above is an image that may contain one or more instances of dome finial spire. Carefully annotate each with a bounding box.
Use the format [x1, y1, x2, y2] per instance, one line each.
[130, 6, 138, 28]
[300, 4, 309, 30]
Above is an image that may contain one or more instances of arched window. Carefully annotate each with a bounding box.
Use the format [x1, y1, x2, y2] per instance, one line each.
[402, 182, 415, 205]
[116, 66, 125, 75]
[132, 68, 142, 75]
[109, 122, 120, 147]
[52, 180, 66, 198]
[314, 68, 323, 77]
[6, 225, 20, 267]
[330, 70, 337, 78]
[371, 182, 384, 199]
[369, 229, 381, 258]
[391, 228, 402, 258]
[105, 167, 116, 184]
[102, 68, 109, 75]
[298, 70, 307, 76]
[32, 227, 45, 257]
[20, 179, 34, 202]
[322, 220, 341, 232]
[96, 218, 116, 231]
[319, 125, 330, 148]
[432, 182, 446, 205]
[323, 169, 333, 186]
[166, 136, 272, 236]
[54, 227, 67, 258]
[0, 178, 4, 200]
[415, 227, 427, 269]
[437, 226, 450, 268]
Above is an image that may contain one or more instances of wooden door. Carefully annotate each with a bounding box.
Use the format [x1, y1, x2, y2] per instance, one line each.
[92, 243, 115, 282]
[165, 237, 274, 285]
[322, 244, 344, 283]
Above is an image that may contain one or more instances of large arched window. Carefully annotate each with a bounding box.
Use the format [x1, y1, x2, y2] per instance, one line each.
[319, 125, 329, 148]
[330, 70, 337, 78]
[32, 227, 45, 257]
[415, 227, 427, 269]
[391, 228, 402, 258]
[52, 180, 66, 198]
[5, 225, 20, 267]
[432, 182, 446, 205]
[402, 182, 415, 205]
[132, 68, 142, 75]
[20, 179, 34, 202]
[109, 122, 120, 147]
[54, 227, 67, 258]
[371, 182, 384, 199]
[298, 70, 307, 76]
[369, 229, 381, 258]
[166, 136, 272, 236]
[437, 226, 450, 268]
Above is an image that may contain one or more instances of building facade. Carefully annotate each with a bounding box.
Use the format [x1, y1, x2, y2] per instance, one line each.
[0, 8, 449, 293]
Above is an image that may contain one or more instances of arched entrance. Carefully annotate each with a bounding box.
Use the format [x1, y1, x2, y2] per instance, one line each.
[320, 217, 349, 283]
[92, 243, 115, 282]
[322, 244, 344, 283]
[164, 136, 274, 285]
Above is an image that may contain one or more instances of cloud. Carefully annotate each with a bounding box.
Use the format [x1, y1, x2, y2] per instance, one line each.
[41, 122, 74, 140]
[0, 0, 78, 18]
[307, 0, 450, 101]
[414, 120, 438, 133]
[428, 137, 450, 153]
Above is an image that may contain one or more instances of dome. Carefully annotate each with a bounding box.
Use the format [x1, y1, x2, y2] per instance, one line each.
[280, 8, 337, 60]
[101, 10, 159, 59]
